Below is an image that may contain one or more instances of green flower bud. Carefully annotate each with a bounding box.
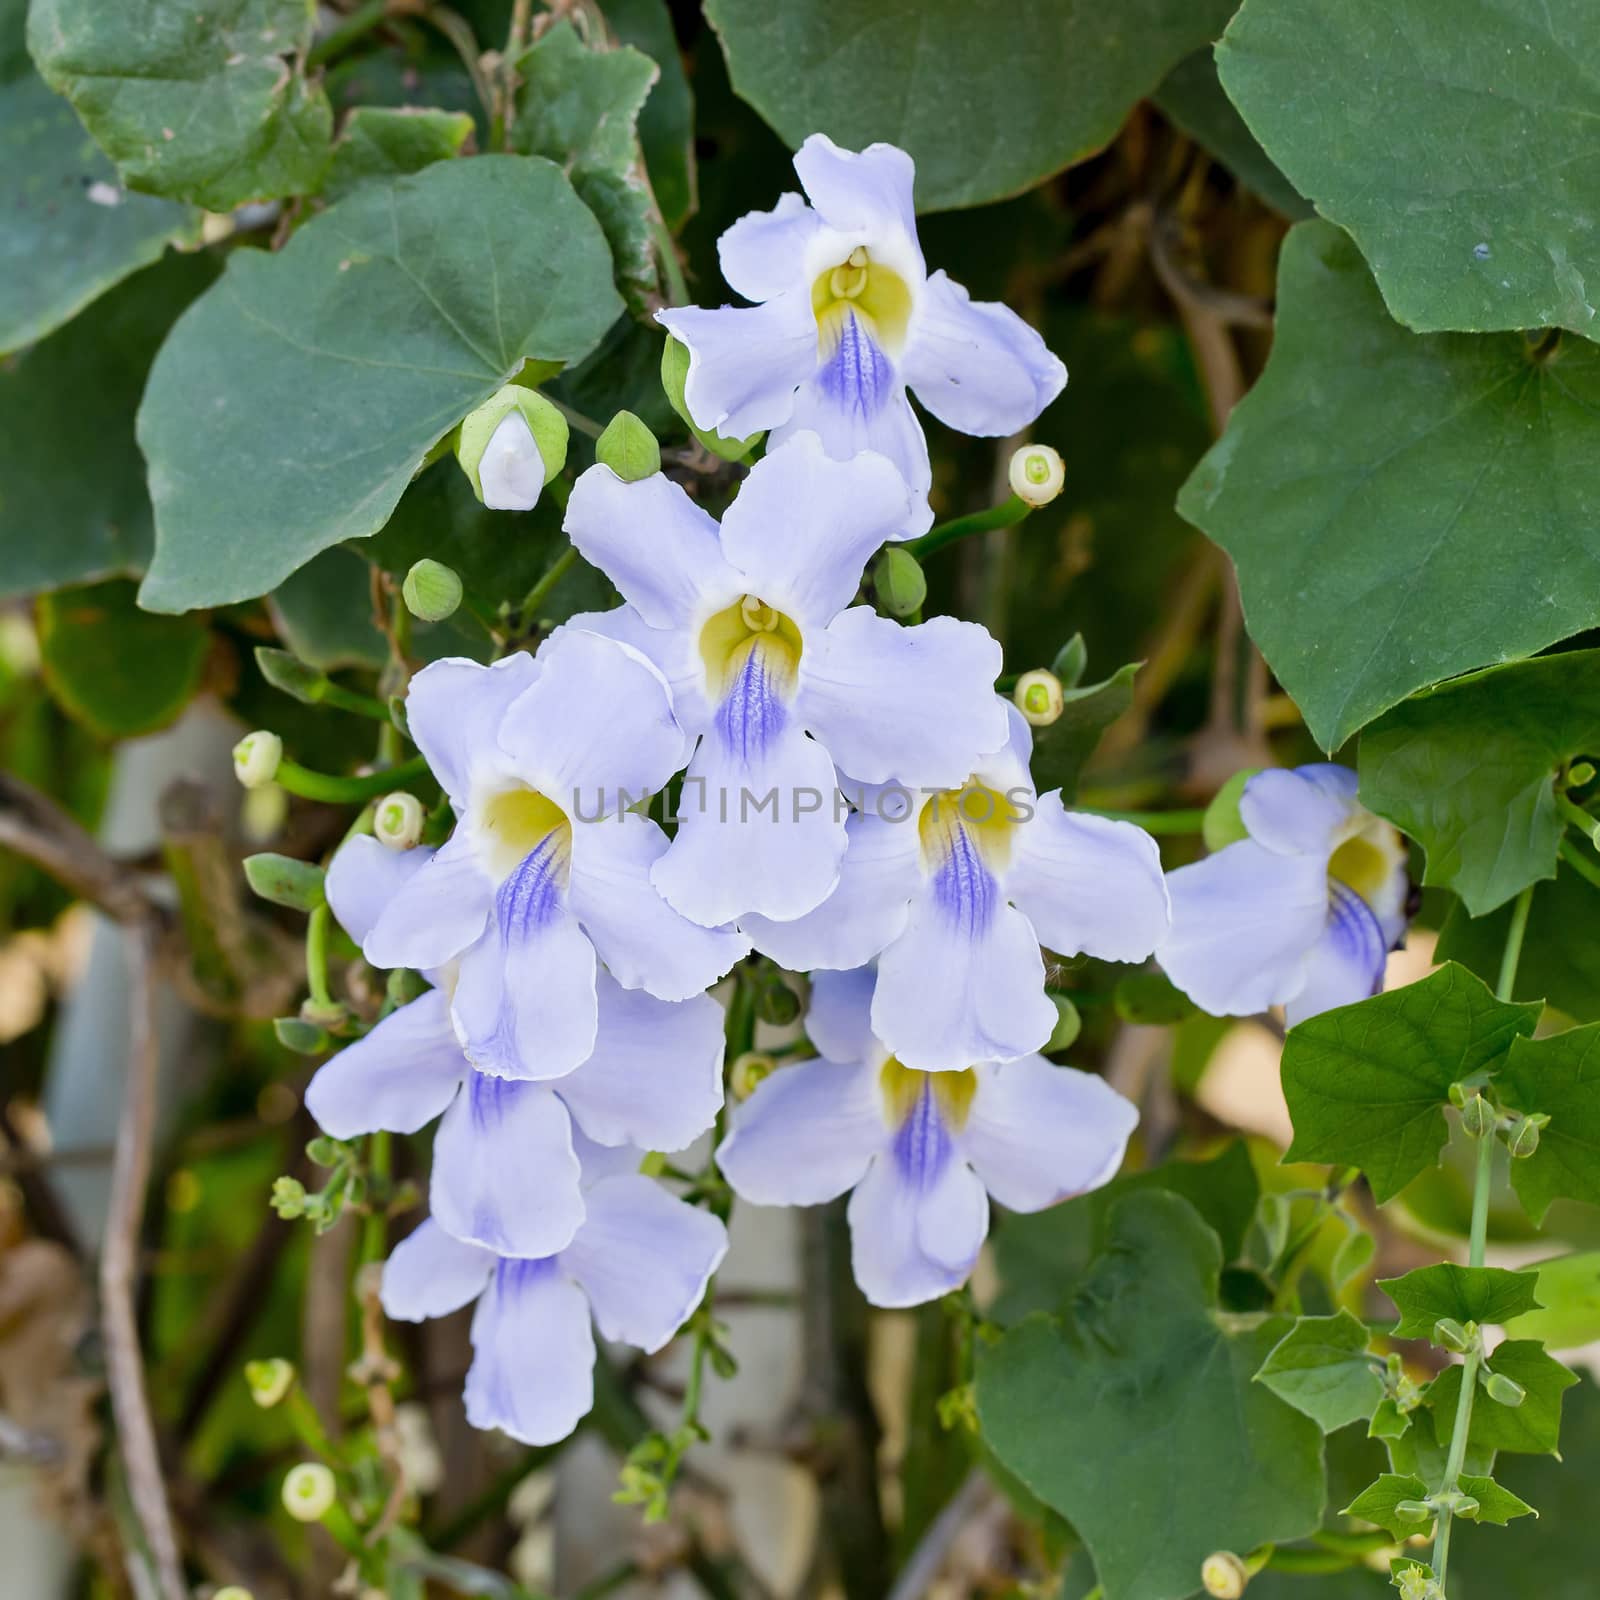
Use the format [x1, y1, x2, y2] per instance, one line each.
[874, 547, 927, 618]
[595, 409, 662, 482]
[243, 852, 326, 911]
[1567, 761, 1596, 786]
[456, 385, 568, 510]
[1483, 1370, 1527, 1407]
[1008, 443, 1065, 507]
[299, 997, 349, 1031]
[730, 1051, 777, 1101]
[402, 558, 463, 623]
[274, 1016, 331, 1056]
[1045, 992, 1082, 1053]
[233, 730, 283, 790]
[374, 791, 425, 851]
[1458, 1091, 1494, 1139]
[1200, 1551, 1249, 1598]
[244, 1357, 296, 1408]
[1432, 1317, 1473, 1354]
[305, 1135, 343, 1168]
[270, 1175, 308, 1218]
[757, 978, 802, 1026]
[282, 1461, 338, 1523]
[1394, 1499, 1435, 1524]
[1013, 668, 1065, 727]
[387, 967, 430, 1006]
[1050, 632, 1087, 689]
[661, 335, 762, 461]
[1506, 1111, 1548, 1159]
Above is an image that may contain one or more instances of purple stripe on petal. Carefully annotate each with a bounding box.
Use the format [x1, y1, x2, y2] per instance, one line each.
[716, 644, 788, 764]
[817, 310, 894, 423]
[891, 1082, 953, 1193]
[476, 1257, 560, 1420]
[497, 833, 567, 940]
[1326, 880, 1388, 997]
[931, 822, 998, 939]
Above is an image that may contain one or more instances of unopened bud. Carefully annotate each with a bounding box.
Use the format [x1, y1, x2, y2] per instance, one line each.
[1484, 1371, 1526, 1407]
[730, 1051, 776, 1101]
[282, 1461, 338, 1522]
[456, 385, 568, 510]
[1045, 992, 1082, 1053]
[595, 409, 661, 482]
[757, 979, 802, 1026]
[1203, 769, 1257, 852]
[1506, 1112, 1548, 1159]
[244, 1357, 295, 1408]
[270, 1176, 308, 1218]
[1436, 1489, 1479, 1519]
[1395, 1500, 1434, 1524]
[1013, 669, 1064, 727]
[1432, 1318, 1473, 1354]
[299, 997, 349, 1031]
[661, 336, 761, 461]
[1201, 1551, 1249, 1598]
[1458, 1092, 1494, 1139]
[387, 967, 429, 1006]
[402, 559, 462, 622]
[233, 730, 283, 790]
[274, 1016, 331, 1056]
[1568, 761, 1596, 787]
[1008, 443, 1065, 507]
[874, 546, 926, 617]
[374, 791, 425, 850]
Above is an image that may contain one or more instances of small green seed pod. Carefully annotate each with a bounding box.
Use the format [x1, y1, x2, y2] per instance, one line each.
[402, 559, 463, 623]
[1458, 1091, 1494, 1139]
[874, 546, 927, 618]
[1483, 1370, 1527, 1407]
[1432, 1317, 1473, 1354]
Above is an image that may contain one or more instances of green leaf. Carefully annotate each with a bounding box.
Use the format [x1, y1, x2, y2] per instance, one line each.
[36, 580, 209, 738]
[0, 0, 197, 353]
[1437, 862, 1600, 1023]
[1497, 1025, 1600, 1223]
[1359, 652, 1600, 916]
[1457, 1474, 1537, 1526]
[1028, 663, 1138, 799]
[1503, 1255, 1600, 1351]
[1280, 962, 1540, 1203]
[0, 251, 216, 598]
[1151, 49, 1310, 220]
[324, 106, 475, 202]
[28, 0, 332, 211]
[1177, 222, 1600, 752]
[138, 157, 621, 612]
[1217, 0, 1600, 341]
[1255, 1309, 1385, 1433]
[1379, 1265, 1542, 1340]
[1340, 1474, 1431, 1540]
[703, 0, 1237, 213]
[1429, 1340, 1577, 1457]
[604, 0, 696, 231]
[242, 852, 325, 912]
[977, 1192, 1324, 1600]
[269, 548, 387, 671]
[510, 22, 658, 309]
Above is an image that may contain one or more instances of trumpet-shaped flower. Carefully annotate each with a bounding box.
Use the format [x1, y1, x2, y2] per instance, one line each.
[382, 1141, 727, 1446]
[1157, 764, 1409, 1024]
[743, 706, 1169, 1070]
[657, 135, 1065, 536]
[562, 435, 1009, 928]
[351, 631, 746, 1081]
[305, 835, 724, 1260]
[717, 967, 1136, 1307]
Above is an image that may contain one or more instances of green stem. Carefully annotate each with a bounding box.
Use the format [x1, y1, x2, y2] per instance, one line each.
[1559, 835, 1600, 892]
[314, 678, 391, 721]
[652, 216, 689, 308]
[515, 546, 579, 632]
[1555, 790, 1600, 846]
[1496, 883, 1534, 1003]
[305, 903, 333, 1008]
[1078, 806, 1208, 835]
[1266, 1546, 1362, 1575]
[905, 495, 1031, 560]
[360, 1131, 391, 1263]
[306, 0, 390, 69]
[549, 398, 605, 440]
[275, 754, 429, 805]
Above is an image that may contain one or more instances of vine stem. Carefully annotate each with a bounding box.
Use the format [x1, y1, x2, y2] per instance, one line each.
[905, 495, 1031, 560]
[1432, 882, 1533, 1590]
[275, 753, 429, 804]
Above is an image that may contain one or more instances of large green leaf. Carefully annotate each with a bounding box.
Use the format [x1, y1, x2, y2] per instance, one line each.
[0, 252, 216, 599]
[1281, 963, 1540, 1203]
[0, 0, 196, 353]
[1429, 1340, 1576, 1457]
[1379, 1264, 1542, 1339]
[1358, 652, 1600, 916]
[703, 0, 1237, 212]
[27, 0, 332, 211]
[605, 0, 696, 231]
[1498, 1026, 1600, 1224]
[1178, 222, 1600, 752]
[323, 106, 475, 203]
[1255, 1310, 1385, 1433]
[1503, 1255, 1600, 1351]
[138, 156, 621, 613]
[1218, 0, 1600, 340]
[978, 1192, 1324, 1600]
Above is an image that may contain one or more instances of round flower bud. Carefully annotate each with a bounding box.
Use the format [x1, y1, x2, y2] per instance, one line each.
[1395, 1499, 1435, 1523]
[1567, 761, 1596, 787]
[1484, 1371, 1526, 1408]
[233, 730, 283, 790]
[282, 1461, 338, 1522]
[1008, 443, 1065, 507]
[456, 385, 569, 511]
[757, 978, 802, 1027]
[374, 791, 425, 851]
[595, 409, 661, 482]
[1431, 1318, 1473, 1354]
[244, 1357, 295, 1409]
[874, 547, 927, 618]
[730, 1051, 777, 1101]
[1506, 1111, 1548, 1159]
[1458, 1091, 1494, 1139]
[1013, 669, 1064, 727]
[402, 559, 462, 623]
[1201, 1551, 1249, 1598]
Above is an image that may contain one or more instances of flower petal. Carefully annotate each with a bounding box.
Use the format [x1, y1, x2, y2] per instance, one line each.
[465, 1259, 595, 1446]
[403, 653, 540, 809]
[959, 1056, 1137, 1212]
[718, 190, 821, 302]
[741, 810, 920, 973]
[846, 1148, 988, 1308]
[718, 1056, 883, 1205]
[718, 433, 913, 629]
[800, 609, 1007, 788]
[1157, 839, 1330, 1017]
[902, 270, 1066, 436]
[657, 292, 817, 439]
[1240, 766, 1355, 857]
[563, 468, 736, 632]
[304, 989, 465, 1139]
[804, 965, 882, 1064]
[558, 1175, 728, 1352]
[495, 628, 686, 804]
[1284, 882, 1389, 1027]
[567, 811, 748, 999]
[793, 134, 920, 249]
[381, 1218, 494, 1322]
[1005, 803, 1171, 962]
[431, 1073, 584, 1257]
[556, 973, 725, 1153]
[363, 829, 493, 971]
[324, 835, 428, 947]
